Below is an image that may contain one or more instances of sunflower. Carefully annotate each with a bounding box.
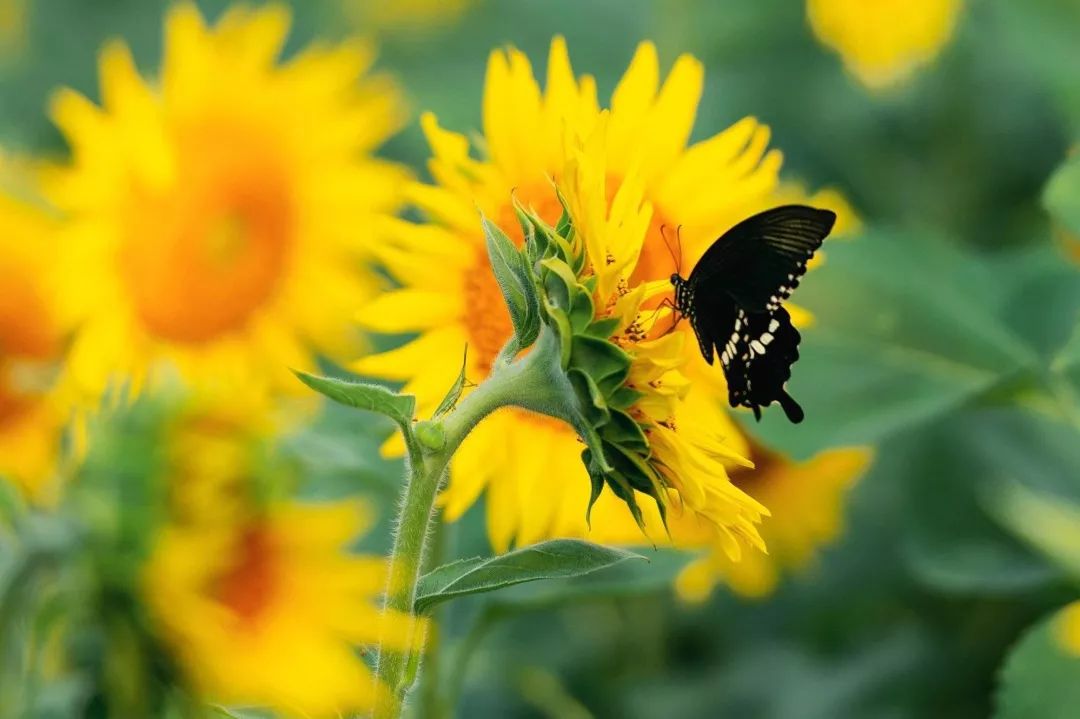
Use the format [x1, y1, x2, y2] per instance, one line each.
[357, 37, 778, 549]
[142, 398, 414, 716]
[145, 500, 413, 717]
[358, 38, 870, 587]
[45, 2, 408, 409]
[807, 0, 963, 89]
[0, 173, 68, 503]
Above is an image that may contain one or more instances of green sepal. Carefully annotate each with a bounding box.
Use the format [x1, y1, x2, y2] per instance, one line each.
[544, 299, 574, 369]
[568, 335, 632, 397]
[608, 385, 645, 410]
[582, 448, 606, 526]
[482, 214, 541, 351]
[605, 467, 646, 532]
[567, 368, 610, 428]
[569, 291, 595, 334]
[600, 409, 650, 454]
[584, 317, 621, 339]
[539, 256, 579, 312]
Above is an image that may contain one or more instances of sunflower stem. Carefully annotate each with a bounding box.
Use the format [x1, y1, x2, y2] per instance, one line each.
[372, 327, 580, 718]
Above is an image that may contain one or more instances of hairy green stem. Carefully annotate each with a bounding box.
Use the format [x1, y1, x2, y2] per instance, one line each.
[371, 328, 578, 718]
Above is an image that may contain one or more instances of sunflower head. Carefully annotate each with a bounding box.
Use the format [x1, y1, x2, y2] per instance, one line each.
[480, 151, 762, 552]
[513, 200, 665, 528]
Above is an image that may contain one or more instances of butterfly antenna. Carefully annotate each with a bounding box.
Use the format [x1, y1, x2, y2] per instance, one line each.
[675, 224, 684, 276]
[659, 224, 678, 274]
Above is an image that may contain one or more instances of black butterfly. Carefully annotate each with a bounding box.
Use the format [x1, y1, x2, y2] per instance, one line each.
[669, 205, 836, 423]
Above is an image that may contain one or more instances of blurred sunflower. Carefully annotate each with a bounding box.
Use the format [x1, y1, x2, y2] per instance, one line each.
[358, 37, 870, 593]
[146, 502, 413, 716]
[0, 173, 68, 503]
[807, 0, 963, 89]
[142, 400, 414, 717]
[45, 2, 408, 408]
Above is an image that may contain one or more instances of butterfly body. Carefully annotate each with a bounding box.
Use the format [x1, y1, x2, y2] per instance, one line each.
[670, 205, 836, 423]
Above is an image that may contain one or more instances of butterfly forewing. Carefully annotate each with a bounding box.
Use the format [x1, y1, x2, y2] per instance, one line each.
[688, 205, 835, 312]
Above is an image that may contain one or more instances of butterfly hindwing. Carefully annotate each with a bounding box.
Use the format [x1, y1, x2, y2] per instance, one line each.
[688, 205, 835, 312]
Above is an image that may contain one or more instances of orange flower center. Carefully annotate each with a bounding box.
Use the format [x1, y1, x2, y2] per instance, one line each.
[214, 524, 279, 629]
[0, 261, 61, 429]
[119, 119, 295, 345]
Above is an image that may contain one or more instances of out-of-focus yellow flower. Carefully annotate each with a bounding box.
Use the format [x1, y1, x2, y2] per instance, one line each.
[145, 500, 413, 717]
[141, 399, 413, 717]
[675, 443, 873, 599]
[346, 0, 474, 30]
[807, 0, 963, 89]
[0, 174, 68, 503]
[45, 2, 408, 408]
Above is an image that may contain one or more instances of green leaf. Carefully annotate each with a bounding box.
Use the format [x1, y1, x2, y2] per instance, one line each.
[293, 371, 415, 430]
[414, 539, 644, 613]
[434, 346, 469, 418]
[1044, 153, 1080, 237]
[483, 214, 541, 350]
[893, 410, 1058, 594]
[989, 483, 1080, 581]
[995, 605, 1080, 719]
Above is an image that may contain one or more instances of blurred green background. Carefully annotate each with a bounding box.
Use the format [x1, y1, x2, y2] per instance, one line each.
[4, 1, 1080, 717]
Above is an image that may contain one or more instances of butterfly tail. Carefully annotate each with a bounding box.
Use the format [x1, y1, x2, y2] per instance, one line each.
[778, 390, 804, 424]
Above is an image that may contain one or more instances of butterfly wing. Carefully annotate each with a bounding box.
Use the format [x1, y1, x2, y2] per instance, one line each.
[688, 280, 805, 423]
[725, 307, 804, 423]
[688, 205, 835, 312]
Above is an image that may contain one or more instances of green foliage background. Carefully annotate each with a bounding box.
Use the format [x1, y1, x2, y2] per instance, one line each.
[3, 0, 1080, 717]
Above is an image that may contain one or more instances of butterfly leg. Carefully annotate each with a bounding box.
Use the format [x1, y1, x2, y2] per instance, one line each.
[642, 297, 680, 336]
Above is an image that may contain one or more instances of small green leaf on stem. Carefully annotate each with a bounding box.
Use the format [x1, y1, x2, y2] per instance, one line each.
[293, 371, 415, 430]
[413, 539, 644, 613]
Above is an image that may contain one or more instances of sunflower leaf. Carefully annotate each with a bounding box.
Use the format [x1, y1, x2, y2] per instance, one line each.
[994, 605, 1080, 719]
[414, 539, 644, 613]
[293, 371, 415, 430]
[482, 214, 541, 351]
